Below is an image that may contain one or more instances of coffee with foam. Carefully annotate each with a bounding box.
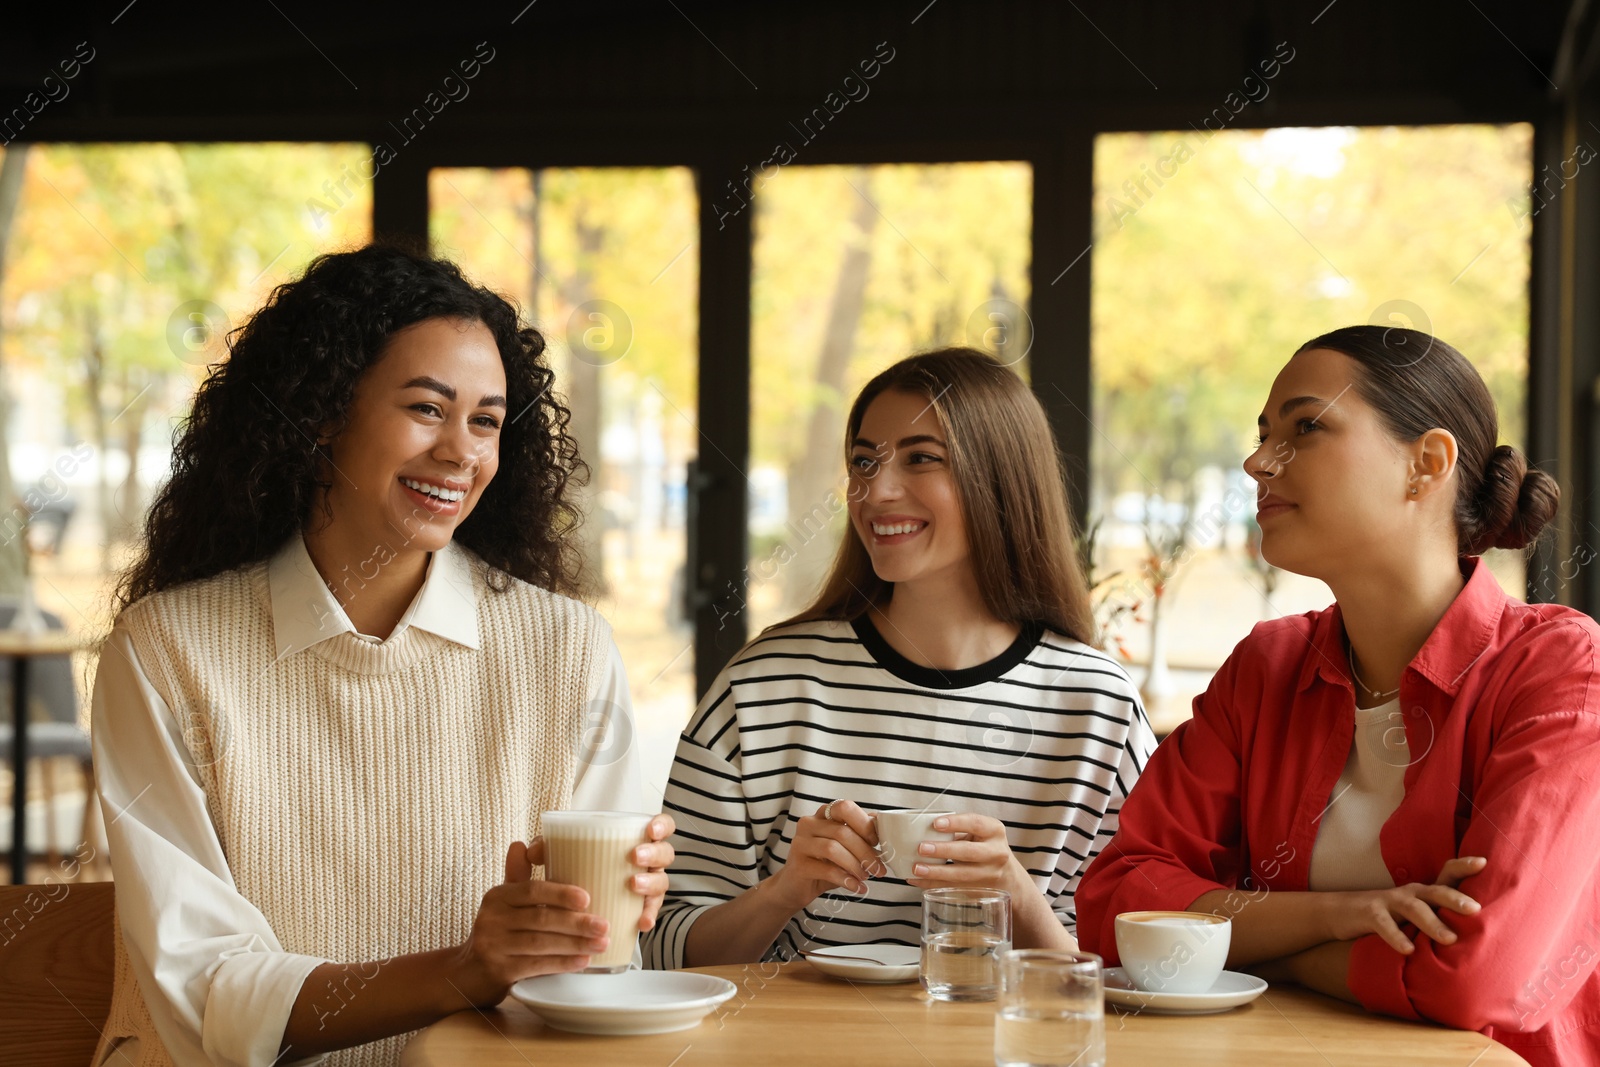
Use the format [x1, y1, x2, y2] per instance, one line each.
[1113, 910, 1231, 994]
[541, 811, 653, 972]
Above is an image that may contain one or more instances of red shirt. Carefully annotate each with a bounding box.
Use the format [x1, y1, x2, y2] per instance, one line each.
[1077, 557, 1600, 1067]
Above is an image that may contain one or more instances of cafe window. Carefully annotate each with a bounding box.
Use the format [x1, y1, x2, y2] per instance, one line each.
[0, 141, 371, 631]
[430, 166, 698, 808]
[745, 161, 1032, 635]
[0, 141, 371, 857]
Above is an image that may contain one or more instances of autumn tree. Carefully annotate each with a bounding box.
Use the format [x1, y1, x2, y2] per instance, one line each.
[2, 143, 371, 573]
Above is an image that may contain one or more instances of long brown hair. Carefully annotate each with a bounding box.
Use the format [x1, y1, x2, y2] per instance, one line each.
[774, 347, 1096, 645]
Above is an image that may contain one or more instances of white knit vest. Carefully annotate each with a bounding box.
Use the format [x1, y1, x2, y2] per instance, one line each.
[94, 551, 608, 1067]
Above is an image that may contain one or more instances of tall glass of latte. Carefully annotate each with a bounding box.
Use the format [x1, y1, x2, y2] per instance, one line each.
[540, 810, 654, 972]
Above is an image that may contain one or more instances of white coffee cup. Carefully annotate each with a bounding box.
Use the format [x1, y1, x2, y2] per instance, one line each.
[873, 809, 955, 879]
[1114, 910, 1231, 994]
[540, 810, 653, 972]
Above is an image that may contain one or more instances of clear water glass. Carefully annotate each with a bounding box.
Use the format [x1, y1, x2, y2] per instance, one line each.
[995, 949, 1105, 1067]
[921, 887, 1012, 1002]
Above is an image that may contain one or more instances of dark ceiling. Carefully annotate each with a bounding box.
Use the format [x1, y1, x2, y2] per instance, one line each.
[0, 0, 1580, 157]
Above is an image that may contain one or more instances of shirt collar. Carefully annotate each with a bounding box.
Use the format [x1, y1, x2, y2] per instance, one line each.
[1297, 556, 1507, 697]
[267, 533, 481, 660]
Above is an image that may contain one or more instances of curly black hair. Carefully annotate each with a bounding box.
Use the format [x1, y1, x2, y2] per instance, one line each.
[116, 243, 588, 615]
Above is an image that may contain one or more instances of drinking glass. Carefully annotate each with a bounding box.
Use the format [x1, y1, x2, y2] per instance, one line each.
[921, 887, 1012, 1001]
[540, 810, 652, 972]
[994, 949, 1105, 1067]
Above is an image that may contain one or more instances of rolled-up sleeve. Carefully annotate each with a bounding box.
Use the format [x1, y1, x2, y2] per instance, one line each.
[93, 628, 328, 1067]
[1075, 650, 1245, 960]
[1349, 623, 1600, 1032]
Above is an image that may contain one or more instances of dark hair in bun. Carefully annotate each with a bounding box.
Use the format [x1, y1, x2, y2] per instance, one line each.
[1296, 326, 1559, 556]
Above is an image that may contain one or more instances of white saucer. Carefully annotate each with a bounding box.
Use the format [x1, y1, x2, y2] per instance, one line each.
[803, 943, 922, 983]
[511, 970, 738, 1034]
[1103, 968, 1268, 1015]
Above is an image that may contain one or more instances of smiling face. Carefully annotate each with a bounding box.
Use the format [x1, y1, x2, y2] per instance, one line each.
[846, 388, 972, 588]
[314, 316, 506, 555]
[1243, 346, 1425, 579]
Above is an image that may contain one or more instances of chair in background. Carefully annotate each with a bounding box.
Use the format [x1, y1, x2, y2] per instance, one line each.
[0, 599, 92, 876]
[0, 881, 114, 1065]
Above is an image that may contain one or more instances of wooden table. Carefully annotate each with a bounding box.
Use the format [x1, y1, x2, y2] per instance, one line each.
[0, 629, 91, 885]
[401, 962, 1529, 1066]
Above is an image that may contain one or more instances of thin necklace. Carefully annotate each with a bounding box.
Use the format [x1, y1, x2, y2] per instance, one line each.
[1347, 644, 1400, 703]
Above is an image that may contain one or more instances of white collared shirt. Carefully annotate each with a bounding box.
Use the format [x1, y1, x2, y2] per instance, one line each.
[267, 533, 481, 656]
[91, 535, 643, 1066]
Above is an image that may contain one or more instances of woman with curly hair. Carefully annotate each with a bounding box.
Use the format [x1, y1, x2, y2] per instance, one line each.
[1077, 327, 1600, 1067]
[89, 244, 674, 1067]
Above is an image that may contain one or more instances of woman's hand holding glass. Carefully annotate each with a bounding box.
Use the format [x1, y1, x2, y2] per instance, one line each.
[632, 813, 677, 931]
[768, 800, 884, 911]
[448, 816, 676, 1007]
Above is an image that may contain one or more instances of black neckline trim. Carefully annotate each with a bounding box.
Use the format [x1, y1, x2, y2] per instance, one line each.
[849, 613, 1045, 690]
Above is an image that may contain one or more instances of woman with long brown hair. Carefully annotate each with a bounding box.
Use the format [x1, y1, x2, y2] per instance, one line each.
[643, 348, 1155, 967]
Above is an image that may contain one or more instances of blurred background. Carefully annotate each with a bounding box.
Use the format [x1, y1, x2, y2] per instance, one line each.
[0, 0, 1589, 879]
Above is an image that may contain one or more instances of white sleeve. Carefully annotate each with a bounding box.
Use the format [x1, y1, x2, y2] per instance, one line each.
[92, 629, 328, 1067]
[564, 634, 647, 969]
[568, 634, 645, 813]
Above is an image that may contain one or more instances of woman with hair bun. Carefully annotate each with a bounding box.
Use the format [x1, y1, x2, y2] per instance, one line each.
[1077, 326, 1600, 1067]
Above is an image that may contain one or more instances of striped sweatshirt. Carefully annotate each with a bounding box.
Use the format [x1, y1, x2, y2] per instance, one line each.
[642, 614, 1156, 968]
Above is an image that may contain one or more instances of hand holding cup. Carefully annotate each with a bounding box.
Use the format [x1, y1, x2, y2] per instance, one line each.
[769, 799, 882, 911]
[874, 808, 956, 879]
[630, 813, 676, 932]
[447, 837, 612, 1007]
[902, 812, 1030, 898]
